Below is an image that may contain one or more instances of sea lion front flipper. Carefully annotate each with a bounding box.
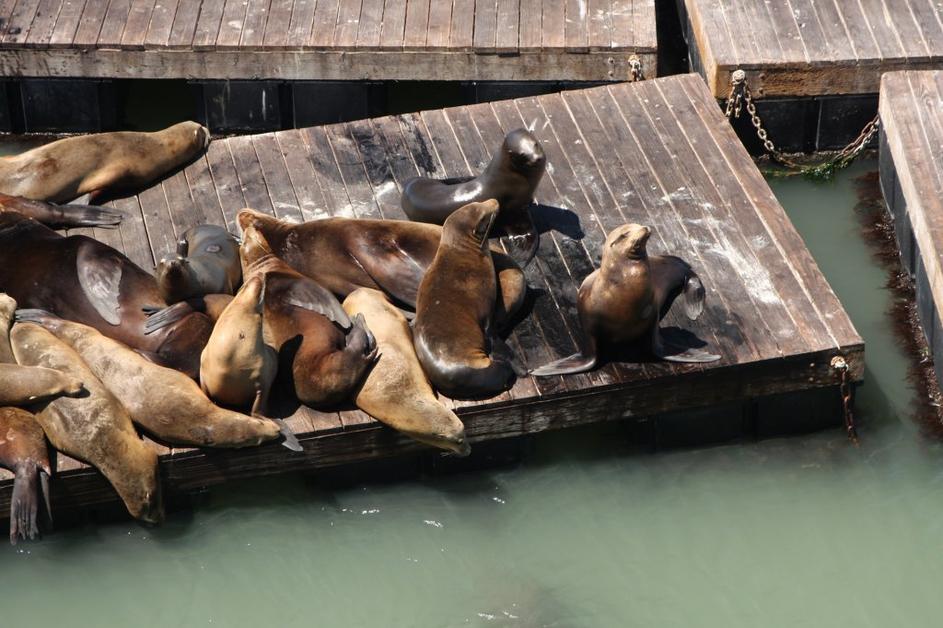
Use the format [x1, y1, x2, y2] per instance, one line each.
[651, 326, 720, 363]
[76, 241, 125, 325]
[143, 301, 197, 334]
[682, 273, 706, 321]
[268, 272, 352, 329]
[272, 418, 303, 452]
[9, 462, 40, 544]
[354, 241, 427, 309]
[499, 207, 539, 268]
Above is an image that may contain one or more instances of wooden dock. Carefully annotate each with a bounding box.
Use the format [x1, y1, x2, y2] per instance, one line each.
[0, 73, 864, 520]
[879, 70, 943, 387]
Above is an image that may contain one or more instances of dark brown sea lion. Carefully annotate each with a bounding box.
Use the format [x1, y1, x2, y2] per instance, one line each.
[157, 224, 241, 304]
[11, 323, 162, 524]
[241, 224, 378, 408]
[401, 128, 545, 265]
[15, 310, 297, 450]
[0, 407, 51, 544]
[0, 212, 212, 378]
[532, 224, 720, 376]
[234, 208, 526, 328]
[0, 193, 122, 229]
[413, 200, 521, 400]
[0, 121, 210, 203]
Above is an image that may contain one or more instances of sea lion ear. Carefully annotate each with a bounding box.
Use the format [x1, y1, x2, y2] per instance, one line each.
[76, 241, 124, 326]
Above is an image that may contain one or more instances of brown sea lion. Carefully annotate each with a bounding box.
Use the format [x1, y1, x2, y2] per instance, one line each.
[234, 208, 526, 328]
[531, 224, 720, 376]
[0, 407, 51, 544]
[413, 200, 521, 400]
[0, 212, 212, 378]
[157, 224, 241, 304]
[0, 193, 122, 229]
[200, 276, 277, 417]
[10, 323, 162, 524]
[15, 310, 297, 451]
[343, 288, 470, 455]
[241, 224, 378, 408]
[401, 128, 545, 265]
[0, 121, 210, 203]
[0, 363, 84, 406]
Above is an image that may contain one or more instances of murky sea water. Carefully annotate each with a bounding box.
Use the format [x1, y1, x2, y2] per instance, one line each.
[3, 159, 942, 627]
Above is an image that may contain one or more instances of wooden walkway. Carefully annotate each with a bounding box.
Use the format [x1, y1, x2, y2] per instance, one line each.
[679, 0, 943, 98]
[0, 73, 863, 519]
[880, 70, 943, 386]
[0, 0, 656, 82]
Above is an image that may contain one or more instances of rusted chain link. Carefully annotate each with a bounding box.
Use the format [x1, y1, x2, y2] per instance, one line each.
[831, 356, 859, 445]
[725, 70, 879, 180]
[629, 56, 644, 82]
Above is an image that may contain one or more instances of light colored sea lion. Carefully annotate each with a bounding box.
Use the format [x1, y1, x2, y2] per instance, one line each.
[413, 200, 520, 400]
[0, 212, 212, 378]
[200, 276, 277, 417]
[0, 121, 210, 203]
[15, 310, 297, 451]
[0, 193, 122, 229]
[157, 224, 241, 304]
[401, 128, 545, 265]
[0, 407, 51, 544]
[10, 323, 162, 524]
[0, 292, 16, 363]
[532, 224, 720, 376]
[235, 208, 527, 329]
[0, 363, 84, 406]
[343, 288, 470, 456]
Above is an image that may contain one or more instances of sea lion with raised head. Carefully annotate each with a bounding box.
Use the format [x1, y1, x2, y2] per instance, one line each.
[401, 128, 545, 265]
[531, 224, 720, 376]
[0, 122, 210, 203]
[200, 276, 277, 417]
[413, 200, 521, 400]
[10, 323, 162, 524]
[0, 193, 122, 229]
[0, 212, 212, 378]
[343, 288, 470, 456]
[0, 407, 51, 544]
[157, 224, 241, 304]
[15, 310, 297, 451]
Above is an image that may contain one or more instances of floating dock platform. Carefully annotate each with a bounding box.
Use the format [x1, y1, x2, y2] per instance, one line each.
[879, 70, 943, 386]
[0, 0, 657, 132]
[0, 73, 864, 520]
[676, 0, 943, 152]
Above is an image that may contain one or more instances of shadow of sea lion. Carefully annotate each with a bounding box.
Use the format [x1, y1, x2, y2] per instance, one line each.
[531, 203, 584, 241]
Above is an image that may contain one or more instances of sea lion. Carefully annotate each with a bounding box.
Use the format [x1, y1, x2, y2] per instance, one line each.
[234, 208, 527, 328]
[157, 224, 241, 304]
[0, 212, 212, 378]
[401, 128, 545, 265]
[413, 200, 520, 399]
[0, 122, 210, 203]
[241, 224, 378, 408]
[0, 193, 122, 229]
[0, 292, 16, 363]
[15, 310, 297, 451]
[343, 288, 470, 455]
[531, 224, 720, 376]
[10, 323, 162, 524]
[0, 407, 51, 544]
[200, 276, 277, 417]
[0, 363, 84, 406]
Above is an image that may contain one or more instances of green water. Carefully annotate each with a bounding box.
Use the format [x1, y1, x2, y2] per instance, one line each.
[3, 159, 942, 627]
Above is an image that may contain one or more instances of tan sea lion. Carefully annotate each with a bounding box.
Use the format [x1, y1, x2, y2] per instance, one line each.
[401, 128, 545, 265]
[240, 225, 377, 408]
[0, 407, 51, 544]
[200, 276, 277, 417]
[0, 212, 212, 378]
[15, 310, 298, 451]
[532, 224, 720, 376]
[0, 363, 84, 406]
[10, 323, 162, 524]
[0, 193, 122, 229]
[0, 292, 16, 363]
[0, 122, 210, 203]
[343, 288, 470, 455]
[157, 224, 241, 304]
[413, 200, 521, 400]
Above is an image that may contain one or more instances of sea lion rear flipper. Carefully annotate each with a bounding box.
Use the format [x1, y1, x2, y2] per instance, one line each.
[268, 272, 352, 329]
[9, 462, 40, 544]
[652, 327, 720, 363]
[530, 353, 597, 376]
[682, 274, 706, 321]
[272, 418, 303, 452]
[76, 241, 124, 325]
[143, 301, 197, 335]
[499, 207, 539, 268]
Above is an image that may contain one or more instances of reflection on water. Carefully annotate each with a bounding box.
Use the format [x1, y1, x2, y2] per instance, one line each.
[3, 159, 943, 628]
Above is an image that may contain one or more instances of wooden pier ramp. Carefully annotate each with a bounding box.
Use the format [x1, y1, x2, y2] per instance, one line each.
[0, 73, 863, 519]
[879, 70, 943, 387]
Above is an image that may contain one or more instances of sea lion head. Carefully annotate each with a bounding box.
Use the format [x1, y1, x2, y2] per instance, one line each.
[156, 256, 196, 304]
[113, 447, 164, 525]
[406, 401, 471, 457]
[442, 199, 499, 251]
[161, 121, 211, 161]
[239, 223, 274, 270]
[503, 128, 546, 175]
[606, 223, 651, 261]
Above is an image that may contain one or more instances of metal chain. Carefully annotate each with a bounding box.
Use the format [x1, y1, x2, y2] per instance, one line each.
[725, 70, 879, 179]
[629, 56, 644, 82]
[831, 356, 859, 444]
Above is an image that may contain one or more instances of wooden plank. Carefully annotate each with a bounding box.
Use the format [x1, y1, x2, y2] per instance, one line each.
[97, 0, 132, 47]
[473, 0, 497, 52]
[48, 0, 86, 47]
[494, 0, 519, 53]
[298, 125, 358, 218]
[587, 0, 610, 51]
[120, 0, 155, 49]
[261, 0, 294, 49]
[239, 0, 273, 49]
[355, 0, 384, 48]
[518, 0, 541, 52]
[252, 132, 306, 222]
[2, 0, 41, 45]
[216, 0, 250, 50]
[23, 0, 62, 47]
[785, 0, 835, 63]
[285, 0, 317, 49]
[905, 0, 943, 59]
[564, 0, 587, 52]
[192, 0, 226, 50]
[309, 0, 339, 48]
[275, 129, 334, 221]
[333, 0, 363, 49]
[184, 154, 229, 230]
[228, 134, 277, 215]
[378, 0, 406, 49]
[540, 0, 564, 50]
[205, 139, 250, 230]
[167, 0, 201, 49]
[402, 0, 429, 50]
[137, 179, 179, 264]
[143, 0, 179, 48]
[424, 0, 451, 50]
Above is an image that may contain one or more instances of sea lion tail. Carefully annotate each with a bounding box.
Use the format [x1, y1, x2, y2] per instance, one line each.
[272, 418, 303, 452]
[682, 273, 706, 321]
[9, 462, 40, 545]
[530, 353, 597, 377]
[59, 202, 124, 229]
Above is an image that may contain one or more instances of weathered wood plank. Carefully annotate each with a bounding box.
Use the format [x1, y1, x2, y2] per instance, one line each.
[48, 0, 87, 48]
